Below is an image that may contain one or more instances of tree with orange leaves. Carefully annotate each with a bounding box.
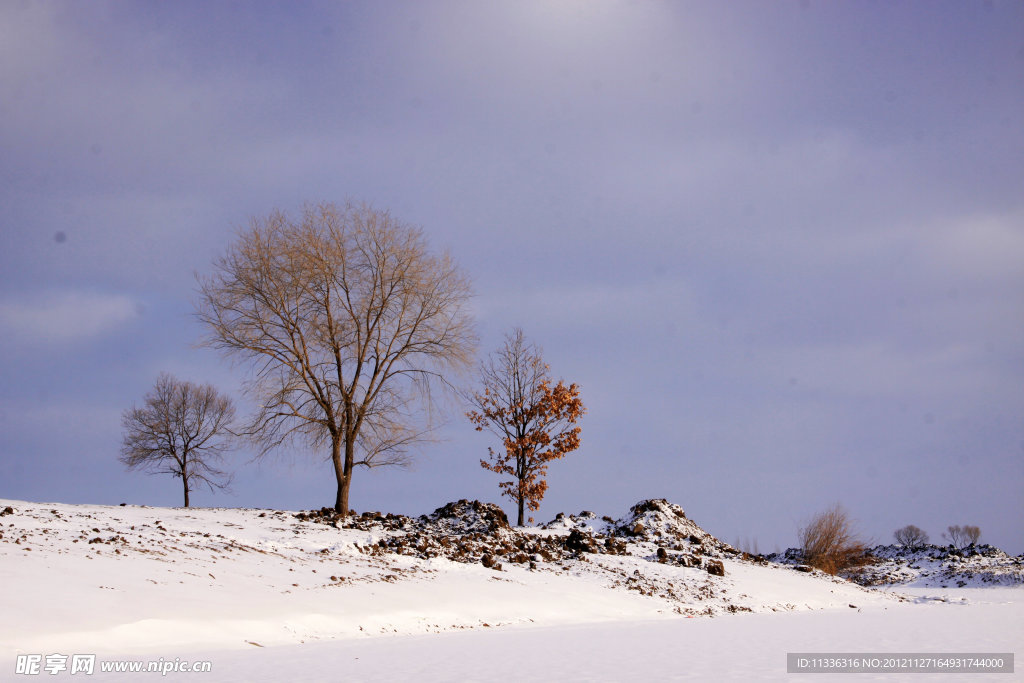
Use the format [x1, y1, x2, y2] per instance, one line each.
[466, 328, 584, 526]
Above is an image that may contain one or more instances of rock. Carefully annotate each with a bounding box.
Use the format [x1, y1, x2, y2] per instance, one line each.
[676, 555, 699, 568]
[794, 565, 813, 573]
[421, 500, 510, 535]
[604, 537, 627, 555]
[705, 559, 725, 576]
[565, 528, 600, 554]
[481, 554, 502, 571]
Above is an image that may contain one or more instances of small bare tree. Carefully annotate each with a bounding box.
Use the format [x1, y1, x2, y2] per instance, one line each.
[196, 202, 476, 514]
[943, 524, 982, 549]
[893, 524, 929, 550]
[799, 503, 868, 575]
[466, 328, 584, 526]
[120, 373, 236, 507]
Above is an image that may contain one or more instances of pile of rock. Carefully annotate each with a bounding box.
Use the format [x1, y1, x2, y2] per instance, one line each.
[296, 498, 738, 577]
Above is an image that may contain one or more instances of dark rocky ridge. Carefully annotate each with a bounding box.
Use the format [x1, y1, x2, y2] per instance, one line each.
[296, 498, 740, 576]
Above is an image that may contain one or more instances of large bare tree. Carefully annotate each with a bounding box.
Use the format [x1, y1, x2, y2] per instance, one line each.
[467, 328, 584, 526]
[196, 201, 476, 514]
[120, 373, 236, 507]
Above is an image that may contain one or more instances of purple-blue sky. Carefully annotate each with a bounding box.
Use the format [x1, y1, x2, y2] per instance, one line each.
[1, 1, 1022, 553]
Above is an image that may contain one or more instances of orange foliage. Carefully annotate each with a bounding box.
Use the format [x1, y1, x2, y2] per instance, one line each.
[466, 330, 584, 526]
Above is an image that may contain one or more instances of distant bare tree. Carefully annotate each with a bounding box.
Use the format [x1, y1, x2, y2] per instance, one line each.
[196, 202, 476, 514]
[799, 504, 868, 575]
[735, 537, 761, 556]
[943, 524, 982, 549]
[120, 373, 236, 507]
[893, 524, 929, 550]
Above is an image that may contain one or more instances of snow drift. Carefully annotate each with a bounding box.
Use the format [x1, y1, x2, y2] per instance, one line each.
[2, 496, 1019, 670]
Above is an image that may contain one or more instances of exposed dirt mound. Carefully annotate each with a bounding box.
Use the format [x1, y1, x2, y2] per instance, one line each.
[297, 499, 510, 536]
[293, 500, 628, 568]
[604, 499, 734, 554]
[537, 500, 740, 576]
[376, 501, 628, 567]
[295, 507, 414, 532]
[293, 499, 741, 579]
[419, 500, 510, 535]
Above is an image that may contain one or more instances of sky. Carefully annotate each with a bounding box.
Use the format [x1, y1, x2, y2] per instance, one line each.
[1, 0, 1022, 554]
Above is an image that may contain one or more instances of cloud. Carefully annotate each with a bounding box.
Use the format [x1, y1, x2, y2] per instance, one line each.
[0, 290, 138, 344]
[924, 211, 1024, 284]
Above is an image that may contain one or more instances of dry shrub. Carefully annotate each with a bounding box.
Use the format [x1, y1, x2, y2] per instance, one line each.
[799, 504, 868, 575]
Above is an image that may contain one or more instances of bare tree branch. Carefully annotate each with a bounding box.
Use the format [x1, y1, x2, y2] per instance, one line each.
[195, 201, 476, 514]
[120, 373, 236, 507]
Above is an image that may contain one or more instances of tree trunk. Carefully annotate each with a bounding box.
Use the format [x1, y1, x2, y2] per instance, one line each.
[331, 434, 350, 516]
[335, 479, 349, 516]
[342, 430, 356, 515]
[516, 450, 525, 526]
[182, 474, 190, 508]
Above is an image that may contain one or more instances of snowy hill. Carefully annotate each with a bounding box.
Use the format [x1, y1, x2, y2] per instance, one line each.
[2, 498, 1021, 681]
[768, 543, 1024, 589]
[2, 497, 885, 650]
[853, 544, 1024, 588]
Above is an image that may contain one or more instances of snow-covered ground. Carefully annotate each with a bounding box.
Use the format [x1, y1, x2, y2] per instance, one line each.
[1, 499, 1020, 681]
